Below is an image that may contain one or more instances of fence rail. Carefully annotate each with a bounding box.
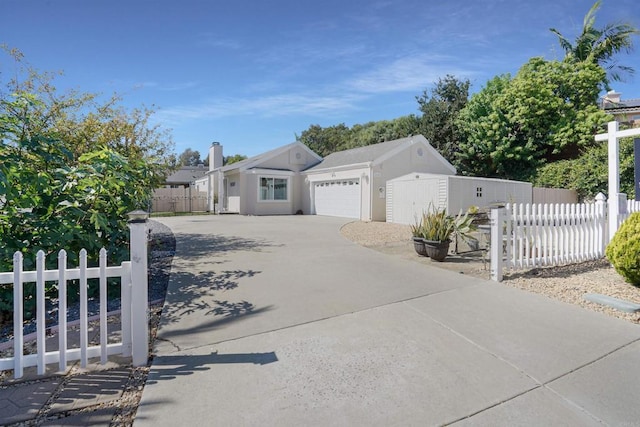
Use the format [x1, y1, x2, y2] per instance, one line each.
[0, 217, 148, 379]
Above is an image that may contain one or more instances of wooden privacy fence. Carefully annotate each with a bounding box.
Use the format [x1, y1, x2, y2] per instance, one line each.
[152, 187, 208, 213]
[0, 215, 149, 379]
[490, 193, 640, 281]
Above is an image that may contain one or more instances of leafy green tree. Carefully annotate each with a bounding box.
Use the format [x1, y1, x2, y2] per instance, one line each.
[416, 75, 470, 162]
[224, 154, 248, 165]
[178, 148, 202, 166]
[0, 49, 175, 316]
[297, 123, 352, 157]
[347, 115, 420, 149]
[550, 0, 639, 84]
[456, 58, 610, 181]
[534, 137, 635, 201]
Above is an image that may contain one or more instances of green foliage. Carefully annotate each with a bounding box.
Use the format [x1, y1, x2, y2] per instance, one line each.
[224, 154, 248, 165]
[606, 212, 640, 285]
[534, 137, 636, 201]
[456, 59, 610, 181]
[297, 115, 420, 157]
[177, 148, 202, 166]
[550, 0, 640, 85]
[0, 49, 173, 316]
[416, 75, 470, 162]
[414, 205, 476, 243]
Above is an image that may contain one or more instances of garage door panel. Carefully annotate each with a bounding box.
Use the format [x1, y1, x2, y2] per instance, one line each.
[314, 179, 361, 219]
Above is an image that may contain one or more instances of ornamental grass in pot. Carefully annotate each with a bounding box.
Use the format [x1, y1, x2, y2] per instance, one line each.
[420, 205, 477, 261]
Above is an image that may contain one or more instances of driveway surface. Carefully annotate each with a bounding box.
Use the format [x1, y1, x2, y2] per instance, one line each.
[136, 215, 640, 426]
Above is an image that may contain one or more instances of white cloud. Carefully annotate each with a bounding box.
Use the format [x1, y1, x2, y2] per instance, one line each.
[155, 92, 364, 125]
[348, 54, 476, 94]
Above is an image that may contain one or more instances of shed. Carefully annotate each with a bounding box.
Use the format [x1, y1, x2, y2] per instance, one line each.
[386, 173, 532, 225]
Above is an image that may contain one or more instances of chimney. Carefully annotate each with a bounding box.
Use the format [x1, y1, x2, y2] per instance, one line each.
[209, 142, 223, 171]
[603, 90, 621, 106]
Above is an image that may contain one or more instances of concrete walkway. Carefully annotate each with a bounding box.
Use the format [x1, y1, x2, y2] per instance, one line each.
[136, 215, 640, 426]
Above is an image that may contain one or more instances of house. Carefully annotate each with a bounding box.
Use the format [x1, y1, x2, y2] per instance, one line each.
[602, 90, 640, 126]
[302, 135, 456, 221]
[196, 135, 455, 220]
[163, 165, 207, 188]
[196, 141, 322, 215]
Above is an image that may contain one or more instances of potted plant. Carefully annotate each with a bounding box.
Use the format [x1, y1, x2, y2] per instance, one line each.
[410, 220, 428, 256]
[420, 205, 477, 261]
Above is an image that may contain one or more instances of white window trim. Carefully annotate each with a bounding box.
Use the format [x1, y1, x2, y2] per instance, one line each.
[258, 175, 290, 203]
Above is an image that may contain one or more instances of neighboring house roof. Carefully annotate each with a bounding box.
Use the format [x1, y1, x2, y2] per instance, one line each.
[217, 141, 322, 173]
[165, 166, 207, 185]
[603, 98, 640, 114]
[304, 134, 455, 173]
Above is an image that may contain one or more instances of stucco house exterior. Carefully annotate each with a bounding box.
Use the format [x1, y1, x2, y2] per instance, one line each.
[195, 135, 455, 221]
[302, 135, 456, 221]
[196, 141, 322, 215]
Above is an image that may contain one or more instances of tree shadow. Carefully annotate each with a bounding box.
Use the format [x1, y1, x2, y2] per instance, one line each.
[145, 350, 278, 386]
[172, 233, 283, 260]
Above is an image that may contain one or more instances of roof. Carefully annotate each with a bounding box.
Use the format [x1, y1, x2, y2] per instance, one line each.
[165, 166, 207, 184]
[305, 137, 412, 172]
[219, 141, 322, 173]
[603, 98, 640, 114]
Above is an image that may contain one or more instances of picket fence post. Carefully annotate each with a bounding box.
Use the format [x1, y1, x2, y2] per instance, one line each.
[490, 207, 504, 282]
[128, 210, 149, 367]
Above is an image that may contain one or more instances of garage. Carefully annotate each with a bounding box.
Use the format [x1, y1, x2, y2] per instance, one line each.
[314, 179, 361, 218]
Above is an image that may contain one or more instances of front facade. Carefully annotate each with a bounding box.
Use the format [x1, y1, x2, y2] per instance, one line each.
[196, 135, 456, 221]
[198, 142, 322, 215]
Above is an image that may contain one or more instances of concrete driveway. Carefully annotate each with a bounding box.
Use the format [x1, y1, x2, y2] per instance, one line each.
[136, 215, 640, 426]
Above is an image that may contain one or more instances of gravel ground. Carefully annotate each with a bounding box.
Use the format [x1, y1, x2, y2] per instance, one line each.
[340, 221, 640, 324]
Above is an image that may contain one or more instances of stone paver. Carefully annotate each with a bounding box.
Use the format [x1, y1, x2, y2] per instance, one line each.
[0, 378, 60, 424]
[49, 368, 129, 414]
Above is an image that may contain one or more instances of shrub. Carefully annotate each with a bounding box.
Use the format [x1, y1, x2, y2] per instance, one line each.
[605, 212, 640, 286]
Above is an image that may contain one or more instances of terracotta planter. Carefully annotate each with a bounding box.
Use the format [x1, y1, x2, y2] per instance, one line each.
[412, 236, 427, 256]
[423, 239, 451, 262]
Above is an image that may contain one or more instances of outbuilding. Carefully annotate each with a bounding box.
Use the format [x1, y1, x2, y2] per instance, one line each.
[386, 173, 532, 225]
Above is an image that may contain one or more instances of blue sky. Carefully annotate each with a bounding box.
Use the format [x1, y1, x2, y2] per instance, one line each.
[1, 0, 639, 158]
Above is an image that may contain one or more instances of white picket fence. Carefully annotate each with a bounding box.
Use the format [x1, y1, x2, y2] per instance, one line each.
[0, 217, 149, 379]
[490, 193, 640, 281]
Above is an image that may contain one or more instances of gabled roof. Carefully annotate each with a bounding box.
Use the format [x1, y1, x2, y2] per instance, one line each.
[304, 134, 455, 173]
[165, 166, 207, 184]
[218, 141, 322, 173]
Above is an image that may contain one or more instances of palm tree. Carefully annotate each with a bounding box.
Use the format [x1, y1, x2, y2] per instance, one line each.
[550, 0, 639, 84]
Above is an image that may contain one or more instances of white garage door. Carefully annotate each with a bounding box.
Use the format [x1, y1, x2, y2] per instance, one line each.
[314, 179, 361, 219]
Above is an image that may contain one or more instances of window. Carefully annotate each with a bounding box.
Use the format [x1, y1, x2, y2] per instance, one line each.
[260, 177, 288, 201]
[476, 187, 483, 197]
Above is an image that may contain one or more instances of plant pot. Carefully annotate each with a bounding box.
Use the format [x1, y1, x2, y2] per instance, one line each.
[423, 239, 451, 262]
[412, 236, 427, 256]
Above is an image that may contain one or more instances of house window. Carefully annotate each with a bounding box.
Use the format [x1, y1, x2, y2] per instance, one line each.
[476, 187, 483, 197]
[260, 177, 288, 201]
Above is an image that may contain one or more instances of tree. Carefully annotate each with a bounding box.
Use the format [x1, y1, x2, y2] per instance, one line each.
[456, 58, 610, 181]
[177, 148, 202, 166]
[297, 123, 352, 157]
[534, 137, 635, 201]
[224, 154, 247, 165]
[347, 115, 420, 149]
[550, 0, 640, 84]
[416, 75, 470, 162]
[0, 46, 175, 186]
